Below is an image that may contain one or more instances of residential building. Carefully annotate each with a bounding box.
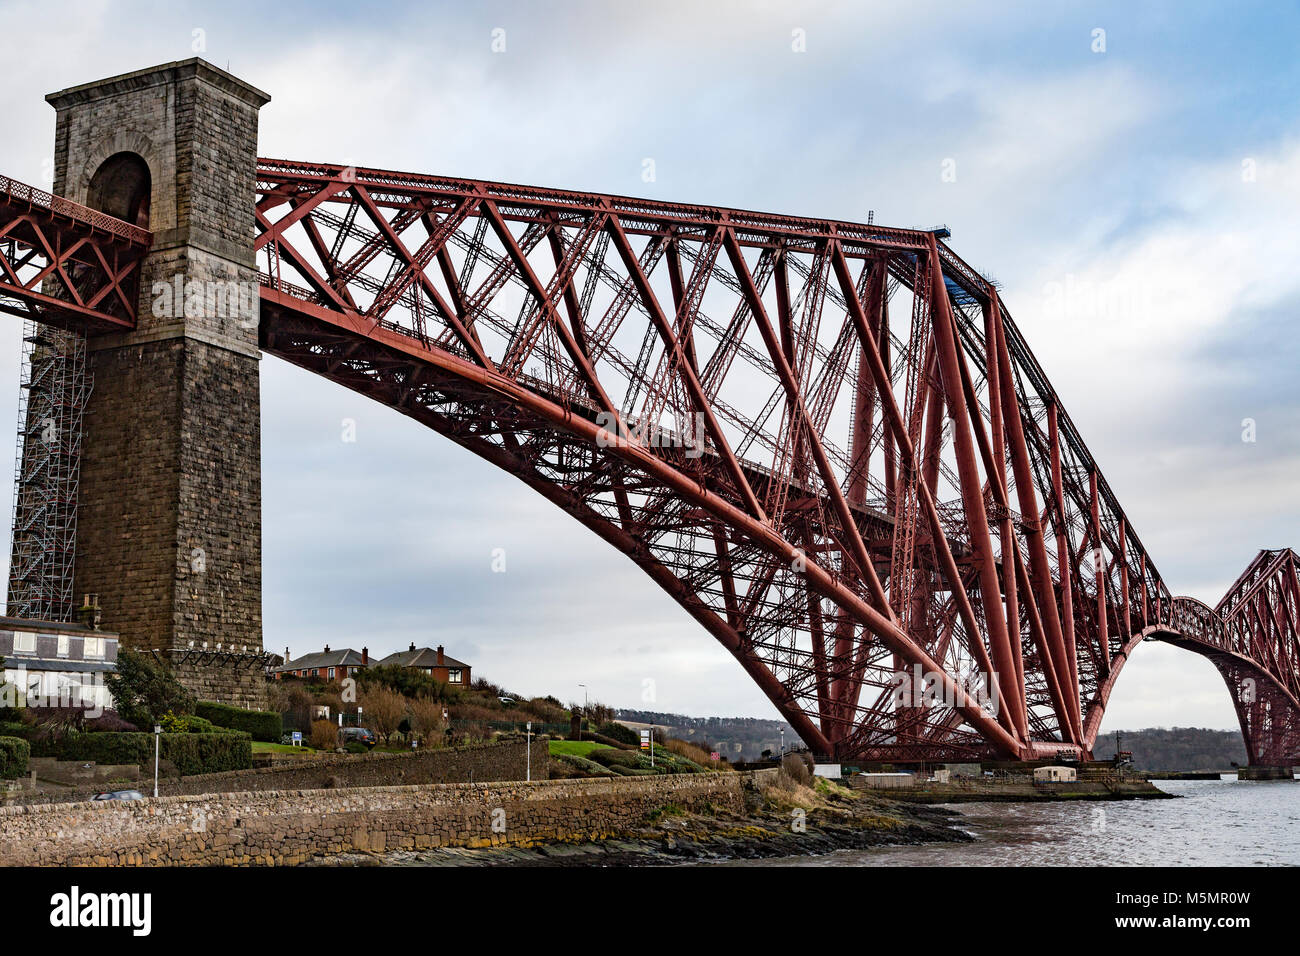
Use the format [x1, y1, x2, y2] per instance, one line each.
[376, 643, 470, 685]
[0, 615, 118, 711]
[272, 645, 369, 682]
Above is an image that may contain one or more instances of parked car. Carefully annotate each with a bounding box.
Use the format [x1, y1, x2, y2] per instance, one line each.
[339, 727, 377, 748]
[93, 789, 144, 801]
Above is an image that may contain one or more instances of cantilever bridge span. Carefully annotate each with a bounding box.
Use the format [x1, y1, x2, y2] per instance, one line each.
[1, 151, 1297, 765]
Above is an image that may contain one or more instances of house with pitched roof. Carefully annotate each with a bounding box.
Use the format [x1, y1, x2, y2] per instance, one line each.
[272, 644, 370, 683]
[376, 644, 470, 686]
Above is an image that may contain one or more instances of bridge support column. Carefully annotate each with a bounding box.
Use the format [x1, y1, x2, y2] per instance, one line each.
[1237, 766, 1294, 780]
[37, 60, 269, 707]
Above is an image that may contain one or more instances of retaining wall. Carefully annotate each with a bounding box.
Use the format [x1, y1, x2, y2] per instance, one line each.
[0, 769, 777, 866]
[10, 738, 547, 805]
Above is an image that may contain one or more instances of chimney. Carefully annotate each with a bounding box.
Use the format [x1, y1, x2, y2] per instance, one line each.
[409, 642, 416, 652]
[362, 646, 369, 665]
[436, 645, 445, 666]
[284, 646, 290, 663]
[324, 644, 330, 654]
[77, 594, 102, 630]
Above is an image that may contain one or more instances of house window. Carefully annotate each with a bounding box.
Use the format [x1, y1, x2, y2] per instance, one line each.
[57, 635, 69, 657]
[447, 668, 462, 684]
[12, 632, 35, 655]
[83, 637, 105, 659]
[328, 667, 335, 680]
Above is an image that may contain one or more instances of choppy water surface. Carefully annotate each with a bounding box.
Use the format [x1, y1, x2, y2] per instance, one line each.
[725, 775, 1300, 866]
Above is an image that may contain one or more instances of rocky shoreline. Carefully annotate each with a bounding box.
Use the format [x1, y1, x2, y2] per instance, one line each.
[310, 784, 975, 867]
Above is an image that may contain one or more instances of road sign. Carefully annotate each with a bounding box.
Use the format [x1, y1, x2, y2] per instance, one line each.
[639, 729, 651, 751]
[291, 730, 302, 747]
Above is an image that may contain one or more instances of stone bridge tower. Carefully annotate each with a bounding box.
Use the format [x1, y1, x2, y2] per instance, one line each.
[38, 60, 269, 707]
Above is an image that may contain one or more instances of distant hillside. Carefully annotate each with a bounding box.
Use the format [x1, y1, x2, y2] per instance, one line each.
[1093, 727, 1246, 771]
[614, 709, 804, 761]
[613, 714, 1246, 770]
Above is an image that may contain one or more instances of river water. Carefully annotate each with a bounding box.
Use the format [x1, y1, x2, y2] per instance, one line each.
[719, 775, 1300, 866]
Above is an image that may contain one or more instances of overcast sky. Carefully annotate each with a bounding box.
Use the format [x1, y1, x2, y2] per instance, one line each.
[0, 0, 1296, 732]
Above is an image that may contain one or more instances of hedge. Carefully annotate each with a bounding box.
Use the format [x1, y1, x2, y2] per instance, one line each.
[0, 735, 29, 779]
[595, 721, 640, 746]
[161, 713, 241, 735]
[196, 701, 282, 743]
[52, 731, 252, 776]
[0, 722, 55, 757]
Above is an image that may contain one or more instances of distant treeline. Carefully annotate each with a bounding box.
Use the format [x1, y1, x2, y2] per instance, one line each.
[614, 711, 1246, 770]
[614, 709, 804, 761]
[1093, 727, 1247, 771]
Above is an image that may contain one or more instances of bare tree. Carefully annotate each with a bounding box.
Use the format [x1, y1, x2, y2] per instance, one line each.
[409, 697, 447, 747]
[361, 686, 406, 744]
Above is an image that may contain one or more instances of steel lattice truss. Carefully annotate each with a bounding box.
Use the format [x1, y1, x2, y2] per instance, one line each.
[248, 157, 1200, 761]
[0, 173, 148, 334]
[0, 161, 1295, 764]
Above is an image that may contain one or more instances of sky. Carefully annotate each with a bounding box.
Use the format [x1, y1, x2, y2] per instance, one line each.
[0, 0, 1296, 732]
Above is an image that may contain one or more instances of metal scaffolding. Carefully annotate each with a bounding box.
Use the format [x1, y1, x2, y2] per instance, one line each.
[7, 319, 89, 621]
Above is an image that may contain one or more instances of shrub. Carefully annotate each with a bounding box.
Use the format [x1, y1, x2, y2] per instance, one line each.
[105, 649, 195, 728]
[663, 737, 727, 768]
[268, 682, 316, 736]
[0, 735, 29, 779]
[359, 665, 462, 703]
[160, 732, 253, 775]
[309, 720, 338, 751]
[780, 752, 812, 788]
[84, 712, 139, 733]
[50, 731, 251, 775]
[0, 716, 70, 757]
[196, 701, 282, 742]
[408, 697, 447, 744]
[343, 742, 368, 754]
[550, 753, 616, 778]
[583, 747, 703, 775]
[596, 721, 640, 746]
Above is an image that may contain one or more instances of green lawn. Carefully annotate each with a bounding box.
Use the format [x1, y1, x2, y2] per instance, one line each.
[549, 740, 613, 757]
[251, 741, 316, 754]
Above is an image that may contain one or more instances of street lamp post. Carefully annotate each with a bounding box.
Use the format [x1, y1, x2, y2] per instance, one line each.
[578, 683, 587, 740]
[153, 724, 161, 798]
[526, 721, 532, 782]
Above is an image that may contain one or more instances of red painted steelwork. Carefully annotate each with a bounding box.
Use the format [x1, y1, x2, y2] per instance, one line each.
[2, 159, 1295, 766]
[0, 174, 149, 332]
[249, 157, 1300, 765]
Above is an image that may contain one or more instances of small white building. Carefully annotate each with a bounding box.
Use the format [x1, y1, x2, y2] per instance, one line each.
[1033, 765, 1077, 783]
[849, 771, 917, 790]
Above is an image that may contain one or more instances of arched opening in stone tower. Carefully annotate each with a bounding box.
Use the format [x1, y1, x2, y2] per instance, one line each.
[86, 151, 151, 229]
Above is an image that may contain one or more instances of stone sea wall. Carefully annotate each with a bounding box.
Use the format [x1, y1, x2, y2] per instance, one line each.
[0, 769, 776, 866]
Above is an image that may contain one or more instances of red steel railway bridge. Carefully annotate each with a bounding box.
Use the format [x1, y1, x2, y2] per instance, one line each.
[0, 60, 1296, 769]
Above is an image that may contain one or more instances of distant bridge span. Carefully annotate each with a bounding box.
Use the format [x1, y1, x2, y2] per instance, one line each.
[1, 137, 1296, 764]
